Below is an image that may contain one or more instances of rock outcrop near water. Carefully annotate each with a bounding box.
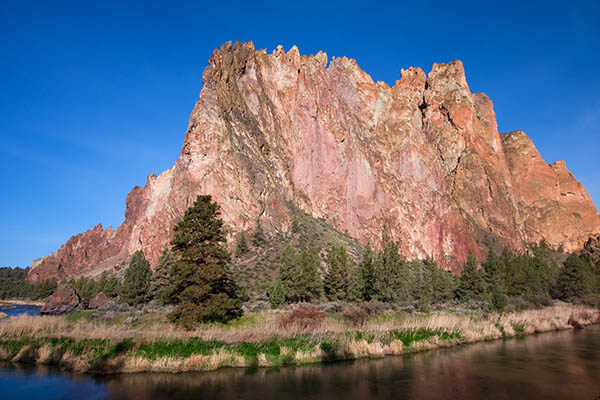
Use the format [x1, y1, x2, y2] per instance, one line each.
[40, 285, 83, 315]
[27, 41, 600, 281]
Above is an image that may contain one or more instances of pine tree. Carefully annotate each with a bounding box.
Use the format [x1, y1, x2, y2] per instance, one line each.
[346, 263, 362, 302]
[103, 275, 121, 298]
[373, 232, 411, 303]
[482, 248, 509, 307]
[555, 254, 596, 301]
[295, 248, 322, 302]
[121, 250, 152, 306]
[252, 219, 266, 247]
[97, 272, 109, 295]
[167, 195, 243, 327]
[235, 232, 249, 257]
[490, 285, 508, 312]
[149, 247, 175, 304]
[417, 261, 434, 311]
[425, 258, 456, 304]
[358, 246, 376, 301]
[324, 246, 349, 301]
[501, 248, 527, 297]
[456, 252, 488, 302]
[269, 279, 286, 308]
[278, 244, 301, 302]
[482, 248, 507, 291]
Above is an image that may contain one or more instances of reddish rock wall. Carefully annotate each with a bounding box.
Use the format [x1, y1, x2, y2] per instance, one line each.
[27, 41, 600, 281]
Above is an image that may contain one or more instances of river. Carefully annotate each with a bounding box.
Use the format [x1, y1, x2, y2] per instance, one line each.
[0, 305, 599, 399]
[0, 303, 41, 317]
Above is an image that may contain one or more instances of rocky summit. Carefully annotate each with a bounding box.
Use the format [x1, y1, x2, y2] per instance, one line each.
[27, 41, 600, 281]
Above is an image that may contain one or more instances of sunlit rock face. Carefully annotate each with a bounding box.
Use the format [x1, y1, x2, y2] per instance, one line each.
[27, 41, 600, 281]
[501, 131, 600, 252]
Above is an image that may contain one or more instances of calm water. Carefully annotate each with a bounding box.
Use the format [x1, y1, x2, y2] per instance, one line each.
[0, 303, 41, 317]
[1, 324, 599, 400]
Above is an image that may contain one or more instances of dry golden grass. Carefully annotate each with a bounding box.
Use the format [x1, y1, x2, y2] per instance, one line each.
[0, 303, 597, 374]
[0, 303, 597, 345]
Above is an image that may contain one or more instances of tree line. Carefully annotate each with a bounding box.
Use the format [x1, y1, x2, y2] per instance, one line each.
[270, 235, 600, 312]
[3, 195, 599, 327]
[0, 267, 56, 300]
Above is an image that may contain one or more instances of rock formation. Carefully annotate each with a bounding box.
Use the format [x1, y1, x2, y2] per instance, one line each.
[88, 292, 110, 310]
[40, 285, 83, 315]
[27, 41, 600, 281]
[502, 131, 600, 252]
[581, 234, 600, 267]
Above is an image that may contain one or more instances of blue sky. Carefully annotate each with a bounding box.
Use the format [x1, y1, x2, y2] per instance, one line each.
[1, 1, 599, 267]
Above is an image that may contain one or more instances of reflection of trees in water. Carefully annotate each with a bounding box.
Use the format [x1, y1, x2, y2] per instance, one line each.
[100, 358, 408, 400]
[93, 327, 600, 400]
[403, 328, 600, 400]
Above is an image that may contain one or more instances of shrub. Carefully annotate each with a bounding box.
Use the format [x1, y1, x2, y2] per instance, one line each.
[490, 286, 508, 312]
[360, 301, 388, 317]
[342, 305, 370, 327]
[279, 306, 325, 330]
[581, 294, 600, 307]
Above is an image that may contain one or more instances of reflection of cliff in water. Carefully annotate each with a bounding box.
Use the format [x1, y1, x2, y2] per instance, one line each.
[98, 326, 600, 400]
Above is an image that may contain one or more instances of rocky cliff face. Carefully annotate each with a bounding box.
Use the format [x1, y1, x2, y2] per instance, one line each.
[502, 130, 600, 252]
[27, 41, 600, 281]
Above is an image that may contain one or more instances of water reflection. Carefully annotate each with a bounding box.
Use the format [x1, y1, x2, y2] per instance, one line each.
[1, 326, 599, 400]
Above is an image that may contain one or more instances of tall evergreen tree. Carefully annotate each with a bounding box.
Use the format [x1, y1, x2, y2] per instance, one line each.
[252, 219, 266, 247]
[121, 250, 152, 306]
[149, 247, 175, 304]
[482, 248, 507, 291]
[358, 246, 376, 301]
[278, 244, 301, 302]
[269, 278, 286, 308]
[555, 254, 596, 301]
[424, 258, 457, 304]
[167, 195, 243, 327]
[235, 232, 249, 257]
[456, 252, 488, 302]
[276, 244, 323, 303]
[501, 248, 527, 297]
[416, 262, 433, 312]
[346, 263, 362, 302]
[298, 247, 323, 302]
[324, 246, 349, 301]
[482, 248, 509, 307]
[373, 232, 411, 303]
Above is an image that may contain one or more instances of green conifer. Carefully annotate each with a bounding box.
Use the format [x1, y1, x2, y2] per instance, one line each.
[324, 246, 349, 301]
[149, 247, 175, 304]
[121, 250, 152, 306]
[235, 232, 249, 257]
[358, 246, 376, 301]
[555, 254, 596, 301]
[269, 278, 286, 308]
[278, 244, 301, 302]
[252, 219, 266, 247]
[456, 252, 488, 302]
[373, 232, 411, 303]
[167, 195, 243, 327]
[298, 247, 323, 302]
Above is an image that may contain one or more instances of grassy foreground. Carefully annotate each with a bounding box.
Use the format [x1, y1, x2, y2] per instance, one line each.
[0, 303, 597, 374]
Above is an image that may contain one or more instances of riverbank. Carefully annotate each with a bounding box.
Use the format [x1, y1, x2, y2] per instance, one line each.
[0, 303, 597, 374]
